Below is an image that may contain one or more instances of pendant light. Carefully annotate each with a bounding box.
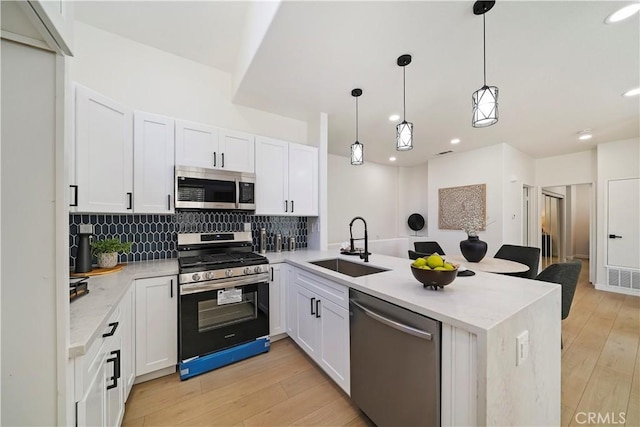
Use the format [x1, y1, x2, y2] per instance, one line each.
[350, 88, 364, 165]
[396, 54, 413, 151]
[472, 1, 499, 128]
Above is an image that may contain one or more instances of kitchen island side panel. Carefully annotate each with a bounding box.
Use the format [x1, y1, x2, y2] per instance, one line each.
[484, 287, 561, 426]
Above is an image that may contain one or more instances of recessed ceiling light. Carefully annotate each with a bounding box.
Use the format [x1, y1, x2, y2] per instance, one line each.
[450, 138, 461, 144]
[623, 87, 640, 97]
[605, 4, 640, 24]
[389, 114, 400, 121]
[389, 156, 397, 161]
[578, 130, 593, 141]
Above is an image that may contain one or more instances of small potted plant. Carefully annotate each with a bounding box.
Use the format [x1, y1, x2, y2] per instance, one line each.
[91, 238, 132, 268]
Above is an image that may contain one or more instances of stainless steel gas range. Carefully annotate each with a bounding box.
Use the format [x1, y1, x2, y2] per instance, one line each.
[177, 231, 270, 380]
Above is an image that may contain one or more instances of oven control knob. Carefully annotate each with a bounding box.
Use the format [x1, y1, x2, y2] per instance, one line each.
[204, 272, 214, 280]
[192, 273, 201, 282]
[254, 266, 262, 273]
[244, 267, 251, 275]
[225, 269, 233, 277]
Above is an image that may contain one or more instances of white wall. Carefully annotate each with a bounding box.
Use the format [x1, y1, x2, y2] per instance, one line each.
[307, 112, 328, 250]
[70, 22, 307, 144]
[327, 154, 398, 244]
[398, 164, 429, 237]
[502, 144, 536, 245]
[535, 150, 594, 188]
[595, 138, 640, 288]
[427, 144, 507, 256]
[573, 184, 590, 258]
[1, 39, 58, 425]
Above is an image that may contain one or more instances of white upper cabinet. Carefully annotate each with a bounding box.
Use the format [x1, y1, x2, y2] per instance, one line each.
[133, 112, 175, 213]
[219, 129, 255, 173]
[288, 143, 318, 216]
[255, 137, 318, 216]
[175, 120, 219, 169]
[175, 121, 255, 173]
[74, 84, 133, 213]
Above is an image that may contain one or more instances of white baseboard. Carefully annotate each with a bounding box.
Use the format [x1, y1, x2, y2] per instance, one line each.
[595, 282, 640, 297]
[574, 254, 589, 260]
[134, 365, 176, 384]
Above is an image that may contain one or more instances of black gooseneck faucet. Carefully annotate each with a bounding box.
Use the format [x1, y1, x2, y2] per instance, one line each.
[349, 216, 369, 262]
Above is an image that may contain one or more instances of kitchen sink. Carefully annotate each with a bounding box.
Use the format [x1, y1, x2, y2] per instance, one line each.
[309, 258, 388, 277]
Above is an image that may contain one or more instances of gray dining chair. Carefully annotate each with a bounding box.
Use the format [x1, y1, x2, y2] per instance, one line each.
[494, 244, 541, 279]
[414, 241, 445, 256]
[534, 259, 582, 348]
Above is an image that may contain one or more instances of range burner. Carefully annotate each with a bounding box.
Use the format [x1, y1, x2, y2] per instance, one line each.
[177, 232, 269, 285]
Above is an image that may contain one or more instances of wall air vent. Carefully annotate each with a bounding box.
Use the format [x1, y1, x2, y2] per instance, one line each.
[607, 267, 640, 290]
[437, 150, 453, 156]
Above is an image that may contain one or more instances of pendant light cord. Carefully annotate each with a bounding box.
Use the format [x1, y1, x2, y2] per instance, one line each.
[355, 96, 359, 141]
[483, 12, 487, 86]
[403, 65, 407, 120]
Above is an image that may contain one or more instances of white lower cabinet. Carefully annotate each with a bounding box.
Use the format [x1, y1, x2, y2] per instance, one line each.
[286, 267, 350, 394]
[75, 299, 127, 426]
[135, 275, 178, 376]
[269, 263, 288, 337]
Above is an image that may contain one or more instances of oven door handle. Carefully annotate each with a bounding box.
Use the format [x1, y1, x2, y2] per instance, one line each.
[179, 273, 270, 295]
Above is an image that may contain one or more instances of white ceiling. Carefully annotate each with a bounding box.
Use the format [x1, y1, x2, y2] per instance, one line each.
[75, 1, 640, 167]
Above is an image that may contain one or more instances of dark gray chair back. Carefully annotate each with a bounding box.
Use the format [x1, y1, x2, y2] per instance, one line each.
[535, 260, 582, 319]
[494, 244, 541, 279]
[408, 250, 429, 260]
[414, 241, 445, 256]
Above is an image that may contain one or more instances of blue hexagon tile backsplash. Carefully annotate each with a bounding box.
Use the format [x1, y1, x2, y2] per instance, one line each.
[69, 212, 308, 268]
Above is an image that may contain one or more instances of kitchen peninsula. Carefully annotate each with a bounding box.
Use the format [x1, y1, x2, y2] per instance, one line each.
[268, 250, 561, 426]
[69, 250, 560, 426]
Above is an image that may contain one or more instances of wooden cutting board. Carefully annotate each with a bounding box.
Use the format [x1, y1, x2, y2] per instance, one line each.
[70, 264, 124, 277]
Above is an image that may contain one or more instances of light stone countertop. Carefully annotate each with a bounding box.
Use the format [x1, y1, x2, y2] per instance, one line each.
[267, 249, 559, 335]
[69, 259, 178, 358]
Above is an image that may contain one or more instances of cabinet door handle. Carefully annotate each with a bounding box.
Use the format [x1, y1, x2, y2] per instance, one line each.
[170, 279, 173, 298]
[285, 200, 288, 213]
[127, 192, 133, 210]
[221, 152, 225, 168]
[213, 152, 217, 167]
[271, 267, 274, 282]
[310, 297, 316, 315]
[291, 200, 294, 213]
[168, 194, 171, 211]
[315, 299, 321, 318]
[70, 185, 78, 207]
[106, 350, 120, 390]
[609, 234, 622, 239]
[102, 322, 119, 338]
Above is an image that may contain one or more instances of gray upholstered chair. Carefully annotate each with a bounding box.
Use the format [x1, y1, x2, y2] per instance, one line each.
[494, 244, 541, 279]
[413, 241, 445, 256]
[408, 250, 429, 260]
[534, 259, 582, 348]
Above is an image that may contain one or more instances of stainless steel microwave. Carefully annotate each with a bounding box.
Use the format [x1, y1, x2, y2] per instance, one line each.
[175, 166, 255, 211]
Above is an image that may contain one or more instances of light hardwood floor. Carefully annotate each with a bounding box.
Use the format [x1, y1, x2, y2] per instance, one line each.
[124, 260, 639, 426]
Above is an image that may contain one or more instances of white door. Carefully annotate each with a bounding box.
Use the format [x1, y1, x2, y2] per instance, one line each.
[269, 264, 287, 337]
[292, 283, 319, 358]
[76, 353, 107, 427]
[219, 129, 255, 173]
[607, 178, 640, 269]
[105, 332, 124, 427]
[317, 298, 350, 394]
[288, 143, 318, 216]
[135, 276, 178, 376]
[175, 120, 218, 169]
[255, 137, 289, 215]
[121, 285, 135, 400]
[134, 112, 175, 213]
[75, 85, 133, 212]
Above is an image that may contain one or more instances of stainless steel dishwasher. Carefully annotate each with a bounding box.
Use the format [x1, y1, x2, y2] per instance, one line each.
[350, 289, 441, 427]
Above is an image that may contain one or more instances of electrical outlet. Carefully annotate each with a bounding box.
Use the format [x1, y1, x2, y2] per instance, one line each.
[79, 224, 93, 234]
[516, 330, 529, 366]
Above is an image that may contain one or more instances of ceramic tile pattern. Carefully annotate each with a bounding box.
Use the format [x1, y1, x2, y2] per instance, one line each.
[69, 212, 308, 268]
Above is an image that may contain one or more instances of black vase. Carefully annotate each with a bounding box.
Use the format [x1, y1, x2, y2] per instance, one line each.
[460, 235, 487, 262]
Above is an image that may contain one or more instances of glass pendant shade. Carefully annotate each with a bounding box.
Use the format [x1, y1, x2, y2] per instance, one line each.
[396, 121, 413, 151]
[472, 85, 499, 127]
[351, 141, 363, 165]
